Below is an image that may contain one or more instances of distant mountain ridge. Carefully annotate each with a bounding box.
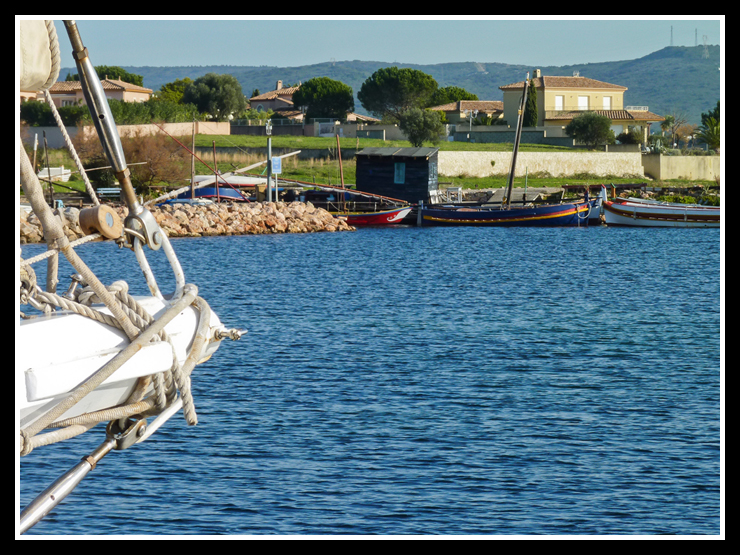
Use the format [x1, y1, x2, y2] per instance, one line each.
[59, 45, 720, 126]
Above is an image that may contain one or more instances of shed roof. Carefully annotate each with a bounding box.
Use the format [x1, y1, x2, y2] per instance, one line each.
[356, 147, 439, 158]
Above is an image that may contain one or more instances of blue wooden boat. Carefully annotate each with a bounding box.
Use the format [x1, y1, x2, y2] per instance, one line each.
[419, 72, 598, 228]
[419, 199, 598, 226]
[176, 186, 250, 202]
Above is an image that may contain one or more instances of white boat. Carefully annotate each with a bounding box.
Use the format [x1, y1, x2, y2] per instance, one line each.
[19, 20, 244, 534]
[599, 186, 720, 228]
[37, 166, 71, 182]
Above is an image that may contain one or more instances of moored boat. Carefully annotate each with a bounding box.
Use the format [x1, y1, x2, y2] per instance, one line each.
[337, 206, 412, 226]
[600, 186, 720, 227]
[419, 199, 597, 226]
[419, 72, 599, 228]
[176, 185, 251, 202]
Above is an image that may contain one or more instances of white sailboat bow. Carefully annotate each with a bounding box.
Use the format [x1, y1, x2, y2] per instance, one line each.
[18, 20, 244, 533]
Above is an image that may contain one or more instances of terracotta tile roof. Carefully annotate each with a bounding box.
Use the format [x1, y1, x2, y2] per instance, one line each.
[346, 112, 381, 122]
[49, 78, 152, 93]
[272, 109, 303, 119]
[500, 75, 626, 91]
[546, 109, 664, 122]
[429, 100, 504, 113]
[624, 110, 665, 122]
[250, 86, 300, 101]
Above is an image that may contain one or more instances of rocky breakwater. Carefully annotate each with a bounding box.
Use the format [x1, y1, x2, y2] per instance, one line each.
[19, 201, 354, 244]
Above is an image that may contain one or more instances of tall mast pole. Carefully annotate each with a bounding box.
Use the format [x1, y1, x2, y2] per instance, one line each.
[504, 72, 529, 210]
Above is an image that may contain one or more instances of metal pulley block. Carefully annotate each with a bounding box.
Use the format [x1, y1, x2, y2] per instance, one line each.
[106, 417, 148, 451]
[79, 205, 123, 239]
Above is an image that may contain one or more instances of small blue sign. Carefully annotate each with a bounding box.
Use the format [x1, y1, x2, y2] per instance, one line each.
[272, 156, 282, 174]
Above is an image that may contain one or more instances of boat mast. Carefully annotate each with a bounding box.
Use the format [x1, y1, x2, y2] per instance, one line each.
[504, 72, 529, 210]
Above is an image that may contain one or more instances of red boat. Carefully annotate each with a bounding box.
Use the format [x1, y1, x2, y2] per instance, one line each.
[336, 206, 412, 226]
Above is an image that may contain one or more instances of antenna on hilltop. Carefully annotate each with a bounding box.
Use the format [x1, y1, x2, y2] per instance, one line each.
[670, 25, 673, 46]
[703, 36, 709, 59]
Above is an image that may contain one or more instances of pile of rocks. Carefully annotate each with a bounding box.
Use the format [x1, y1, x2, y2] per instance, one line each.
[19, 201, 354, 244]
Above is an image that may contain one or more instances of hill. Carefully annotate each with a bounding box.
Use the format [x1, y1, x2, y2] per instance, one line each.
[59, 45, 720, 126]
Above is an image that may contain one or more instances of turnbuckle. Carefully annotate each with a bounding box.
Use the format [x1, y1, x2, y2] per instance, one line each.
[20, 417, 148, 534]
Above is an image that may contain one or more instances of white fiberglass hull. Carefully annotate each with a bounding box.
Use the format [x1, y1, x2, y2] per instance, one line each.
[19, 296, 222, 429]
[602, 199, 720, 228]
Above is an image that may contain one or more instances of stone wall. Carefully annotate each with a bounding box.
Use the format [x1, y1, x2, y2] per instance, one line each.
[21, 121, 230, 150]
[641, 154, 720, 181]
[438, 151, 645, 178]
[19, 201, 354, 244]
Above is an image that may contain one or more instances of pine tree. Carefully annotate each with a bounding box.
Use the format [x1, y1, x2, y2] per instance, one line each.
[523, 79, 538, 127]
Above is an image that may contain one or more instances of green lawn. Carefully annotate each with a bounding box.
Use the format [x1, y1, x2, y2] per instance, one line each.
[195, 134, 584, 153]
[27, 137, 717, 198]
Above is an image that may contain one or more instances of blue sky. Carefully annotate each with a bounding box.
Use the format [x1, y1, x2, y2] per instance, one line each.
[20, 16, 723, 69]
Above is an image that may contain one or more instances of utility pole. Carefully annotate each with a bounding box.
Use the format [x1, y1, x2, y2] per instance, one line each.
[266, 119, 272, 202]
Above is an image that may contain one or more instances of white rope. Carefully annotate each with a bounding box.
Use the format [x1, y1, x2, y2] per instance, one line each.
[20, 233, 102, 267]
[42, 20, 61, 90]
[43, 89, 100, 205]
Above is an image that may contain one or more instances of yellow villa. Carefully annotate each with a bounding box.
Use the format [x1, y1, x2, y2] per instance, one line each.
[500, 69, 663, 143]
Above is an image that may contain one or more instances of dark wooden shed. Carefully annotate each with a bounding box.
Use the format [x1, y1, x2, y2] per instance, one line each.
[355, 147, 439, 203]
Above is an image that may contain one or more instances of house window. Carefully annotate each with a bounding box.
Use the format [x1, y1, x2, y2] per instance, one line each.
[603, 96, 612, 110]
[578, 96, 589, 110]
[555, 95, 564, 111]
[394, 162, 405, 184]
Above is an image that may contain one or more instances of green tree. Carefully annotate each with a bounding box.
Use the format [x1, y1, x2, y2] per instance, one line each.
[20, 100, 89, 127]
[358, 66, 438, 122]
[66, 65, 144, 86]
[397, 108, 445, 147]
[564, 112, 615, 149]
[428, 86, 478, 106]
[20, 100, 54, 126]
[522, 79, 538, 127]
[291, 77, 355, 121]
[156, 77, 193, 104]
[616, 129, 643, 144]
[701, 100, 719, 127]
[181, 73, 247, 121]
[696, 116, 720, 152]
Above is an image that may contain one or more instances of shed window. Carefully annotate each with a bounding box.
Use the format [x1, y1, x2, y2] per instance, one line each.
[394, 162, 405, 184]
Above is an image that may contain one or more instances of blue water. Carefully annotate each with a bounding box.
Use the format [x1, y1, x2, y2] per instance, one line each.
[18, 225, 722, 536]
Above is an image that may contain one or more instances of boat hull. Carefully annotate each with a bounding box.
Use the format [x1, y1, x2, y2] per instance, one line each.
[602, 199, 720, 227]
[19, 296, 223, 429]
[176, 187, 249, 202]
[339, 206, 412, 226]
[419, 200, 598, 227]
